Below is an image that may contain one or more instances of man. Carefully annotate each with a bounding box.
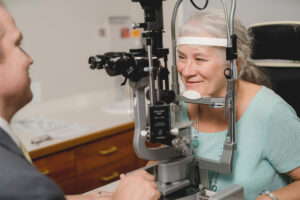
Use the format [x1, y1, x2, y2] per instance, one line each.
[0, 2, 160, 200]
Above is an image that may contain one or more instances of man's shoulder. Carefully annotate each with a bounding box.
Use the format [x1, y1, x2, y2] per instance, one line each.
[0, 144, 65, 200]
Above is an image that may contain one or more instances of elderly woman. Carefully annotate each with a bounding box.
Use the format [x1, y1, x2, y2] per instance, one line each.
[177, 9, 300, 200]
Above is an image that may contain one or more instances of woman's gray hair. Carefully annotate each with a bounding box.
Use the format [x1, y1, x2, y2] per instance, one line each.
[179, 9, 271, 87]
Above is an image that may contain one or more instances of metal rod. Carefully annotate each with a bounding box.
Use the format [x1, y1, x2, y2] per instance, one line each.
[221, 0, 231, 44]
[228, 79, 236, 143]
[228, 0, 237, 144]
[229, 0, 237, 36]
[156, 73, 161, 102]
[171, 0, 184, 122]
[147, 39, 155, 105]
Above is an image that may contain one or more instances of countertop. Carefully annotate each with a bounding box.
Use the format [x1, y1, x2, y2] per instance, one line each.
[11, 89, 134, 159]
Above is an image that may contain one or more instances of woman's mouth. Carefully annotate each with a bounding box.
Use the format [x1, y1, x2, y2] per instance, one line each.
[185, 80, 203, 86]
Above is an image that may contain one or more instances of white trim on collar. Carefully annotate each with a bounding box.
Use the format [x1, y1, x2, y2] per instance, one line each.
[177, 37, 228, 47]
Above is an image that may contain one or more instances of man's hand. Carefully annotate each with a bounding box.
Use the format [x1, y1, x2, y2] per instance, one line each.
[113, 170, 161, 200]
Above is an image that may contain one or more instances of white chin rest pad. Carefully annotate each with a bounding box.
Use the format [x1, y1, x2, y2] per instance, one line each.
[183, 90, 202, 100]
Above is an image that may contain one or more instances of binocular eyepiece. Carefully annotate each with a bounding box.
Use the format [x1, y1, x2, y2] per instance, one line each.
[88, 56, 106, 70]
[89, 52, 158, 82]
[89, 52, 136, 77]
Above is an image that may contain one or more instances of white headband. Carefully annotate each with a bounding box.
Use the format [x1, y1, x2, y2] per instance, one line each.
[177, 37, 228, 47]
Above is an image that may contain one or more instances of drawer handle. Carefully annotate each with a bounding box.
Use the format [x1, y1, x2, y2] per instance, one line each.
[41, 169, 50, 175]
[98, 146, 118, 155]
[100, 172, 119, 182]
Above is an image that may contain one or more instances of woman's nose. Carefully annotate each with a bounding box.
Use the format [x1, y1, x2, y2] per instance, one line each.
[181, 59, 196, 77]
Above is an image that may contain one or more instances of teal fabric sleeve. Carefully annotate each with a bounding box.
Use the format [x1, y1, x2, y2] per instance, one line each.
[265, 99, 300, 173]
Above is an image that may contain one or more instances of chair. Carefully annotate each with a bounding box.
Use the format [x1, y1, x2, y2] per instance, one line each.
[248, 21, 300, 117]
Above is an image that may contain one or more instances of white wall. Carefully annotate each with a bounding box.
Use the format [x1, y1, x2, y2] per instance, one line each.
[4, 0, 142, 102]
[181, 0, 300, 27]
[4, 0, 177, 102]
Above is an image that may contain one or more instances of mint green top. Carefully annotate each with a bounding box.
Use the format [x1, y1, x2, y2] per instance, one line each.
[180, 86, 300, 200]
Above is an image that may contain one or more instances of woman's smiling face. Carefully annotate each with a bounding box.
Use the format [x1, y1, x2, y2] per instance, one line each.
[177, 44, 228, 97]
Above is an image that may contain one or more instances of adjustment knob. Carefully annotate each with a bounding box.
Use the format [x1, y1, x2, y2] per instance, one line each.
[140, 130, 148, 137]
[130, 23, 146, 29]
[170, 128, 179, 136]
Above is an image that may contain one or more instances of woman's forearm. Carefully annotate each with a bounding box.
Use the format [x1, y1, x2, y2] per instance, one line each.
[256, 181, 300, 200]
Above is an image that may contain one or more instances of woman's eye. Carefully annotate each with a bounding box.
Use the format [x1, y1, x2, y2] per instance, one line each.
[178, 55, 185, 59]
[195, 58, 206, 62]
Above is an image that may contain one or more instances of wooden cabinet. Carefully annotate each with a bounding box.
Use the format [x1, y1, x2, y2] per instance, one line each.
[32, 125, 147, 194]
[34, 150, 75, 182]
[77, 155, 137, 193]
[75, 130, 135, 174]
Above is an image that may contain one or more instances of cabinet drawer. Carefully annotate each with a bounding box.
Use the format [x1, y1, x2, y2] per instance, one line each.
[34, 150, 75, 182]
[58, 177, 77, 195]
[77, 155, 137, 193]
[75, 130, 134, 174]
